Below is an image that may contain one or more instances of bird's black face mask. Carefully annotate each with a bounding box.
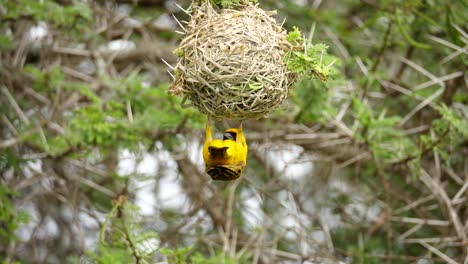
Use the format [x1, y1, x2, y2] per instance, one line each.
[223, 131, 237, 141]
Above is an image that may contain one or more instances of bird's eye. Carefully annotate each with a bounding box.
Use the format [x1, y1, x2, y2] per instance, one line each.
[223, 131, 236, 141]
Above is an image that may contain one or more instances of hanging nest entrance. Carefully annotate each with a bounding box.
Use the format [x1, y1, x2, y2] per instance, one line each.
[168, 1, 297, 119]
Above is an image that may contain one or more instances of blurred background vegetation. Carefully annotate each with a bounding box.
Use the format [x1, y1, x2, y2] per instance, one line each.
[0, 0, 467, 263]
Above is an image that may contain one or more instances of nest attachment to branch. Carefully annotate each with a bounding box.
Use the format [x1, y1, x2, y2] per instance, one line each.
[169, 1, 296, 119]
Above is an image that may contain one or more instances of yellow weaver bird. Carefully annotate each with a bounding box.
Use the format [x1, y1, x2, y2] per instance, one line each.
[203, 119, 248, 181]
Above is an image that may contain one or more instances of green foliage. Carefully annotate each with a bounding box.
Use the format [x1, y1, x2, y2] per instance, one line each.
[0, 185, 30, 244]
[292, 78, 334, 123]
[16, 64, 204, 158]
[413, 104, 468, 170]
[3, 0, 92, 25]
[159, 248, 249, 264]
[88, 197, 159, 264]
[25, 65, 69, 93]
[87, 246, 134, 264]
[285, 27, 339, 81]
[69, 104, 139, 148]
[159, 247, 192, 264]
[0, 150, 25, 172]
[109, 73, 204, 130]
[395, 8, 431, 49]
[286, 26, 303, 46]
[0, 35, 13, 51]
[21, 68, 204, 152]
[89, 197, 254, 263]
[334, 230, 408, 264]
[352, 98, 417, 162]
[191, 252, 248, 264]
[435, 104, 468, 138]
[173, 48, 185, 58]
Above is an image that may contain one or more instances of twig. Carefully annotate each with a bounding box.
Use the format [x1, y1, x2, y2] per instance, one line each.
[1, 115, 18, 134]
[67, 160, 116, 197]
[355, 56, 369, 76]
[315, 137, 352, 148]
[399, 87, 444, 125]
[362, 21, 393, 97]
[441, 45, 468, 64]
[399, 56, 445, 88]
[380, 80, 430, 102]
[402, 237, 459, 244]
[236, 231, 261, 259]
[230, 226, 238, 258]
[413, 71, 464, 91]
[451, 181, 468, 204]
[13, 30, 27, 68]
[370, 22, 393, 73]
[0, 126, 43, 149]
[62, 66, 96, 82]
[323, 26, 351, 61]
[403, 125, 430, 135]
[390, 216, 450, 226]
[431, 130, 441, 181]
[451, 22, 468, 42]
[224, 180, 240, 255]
[172, 14, 186, 32]
[24, 86, 51, 105]
[444, 166, 465, 185]
[330, 119, 354, 137]
[419, 241, 459, 264]
[284, 132, 342, 141]
[122, 208, 143, 264]
[337, 151, 371, 169]
[397, 223, 423, 241]
[335, 247, 434, 262]
[126, 100, 133, 123]
[393, 45, 414, 81]
[100, 197, 121, 245]
[52, 46, 92, 56]
[266, 248, 301, 260]
[1, 86, 30, 125]
[427, 35, 468, 54]
[394, 194, 434, 214]
[318, 217, 334, 253]
[420, 170, 467, 243]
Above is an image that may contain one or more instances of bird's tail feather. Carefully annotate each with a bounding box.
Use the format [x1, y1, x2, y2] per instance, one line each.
[206, 165, 242, 180]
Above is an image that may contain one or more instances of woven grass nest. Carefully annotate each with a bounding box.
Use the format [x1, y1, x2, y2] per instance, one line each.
[168, 1, 297, 119]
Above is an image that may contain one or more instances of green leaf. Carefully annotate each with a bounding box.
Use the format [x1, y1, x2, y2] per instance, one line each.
[285, 33, 339, 81]
[435, 104, 468, 138]
[395, 9, 431, 49]
[0, 185, 30, 243]
[286, 26, 304, 46]
[0, 35, 13, 51]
